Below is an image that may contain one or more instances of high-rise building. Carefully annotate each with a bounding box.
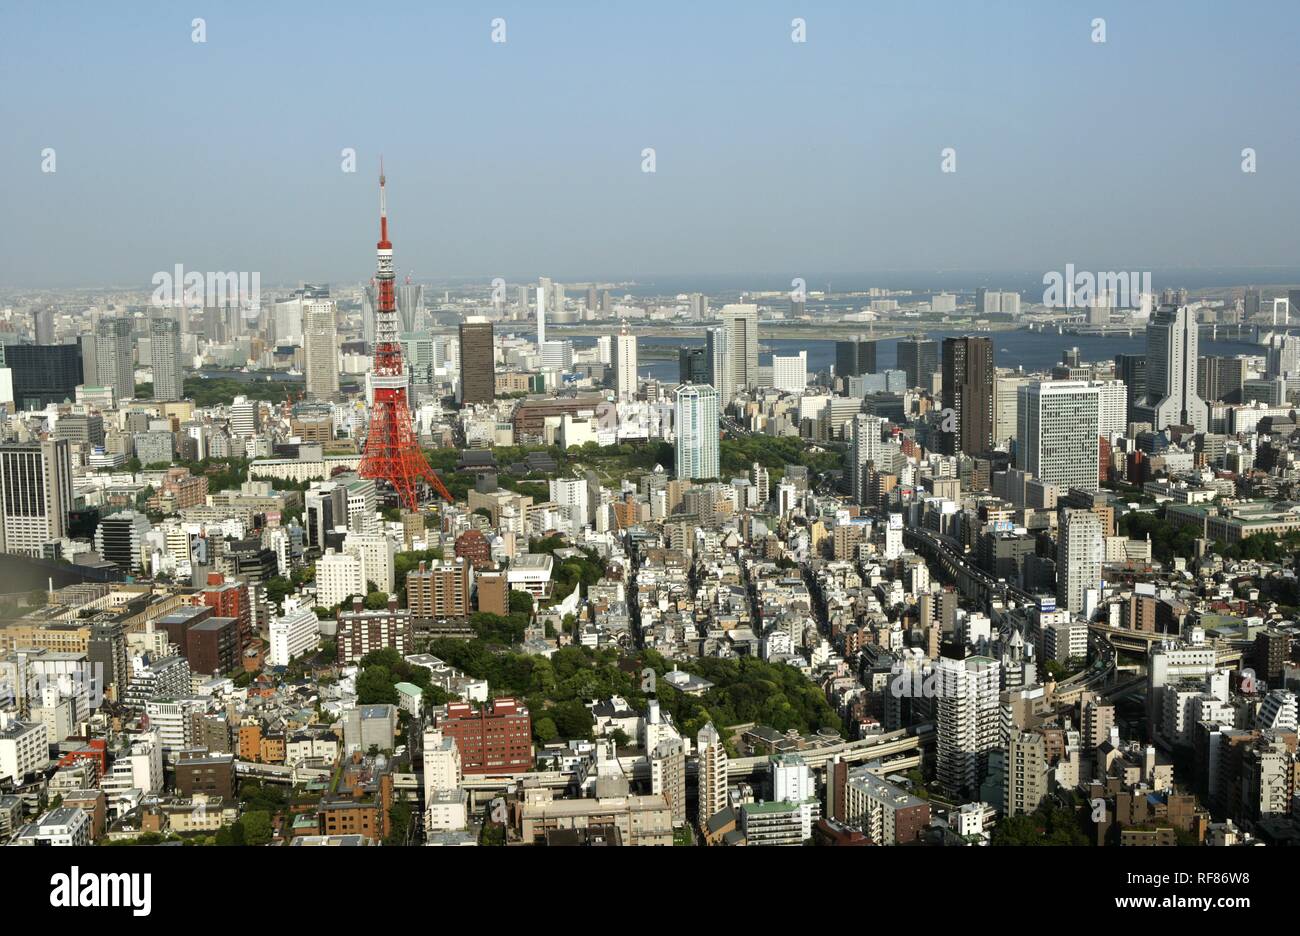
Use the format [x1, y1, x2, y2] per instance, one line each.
[614, 319, 638, 401]
[34, 308, 55, 345]
[3, 345, 83, 410]
[1199, 355, 1248, 404]
[406, 558, 471, 620]
[94, 317, 135, 406]
[678, 346, 708, 385]
[934, 656, 1001, 797]
[896, 334, 938, 391]
[673, 383, 719, 480]
[1090, 379, 1128, 440]
[303, 299, 340, 402]
[696, 722, 728, 826]
[149, 316, 183, 402]
[1134, 305, 1207, 431]
[1017, 381, 1100, 493]
[941, 336, 994, 456]
[1057, 509, 1103, 615]
[993, 375, 1028, 450]
[93, 510, 151, 573]
[1113, 353, 1146, 420]
[705, 326, 733, 406]
[1005, 731, 1049, 816]
[458, 319, 495, 404]
[835, 338, 877, 380]
[0, 440, 73, 556]
[850, 413, 883, 506]
[771, 351, 807, 394]
[721, 303, 759, 391]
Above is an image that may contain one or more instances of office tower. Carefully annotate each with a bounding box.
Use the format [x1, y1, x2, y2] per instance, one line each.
[34, 308, 55, 345]
[941, 336, 994, 456]
[1113, 353, 1146, 418]
[0, 439, 72, 556]
[835, 338, 877, 379]
[406, 558, 471, 620]
[896, 334, 938, 391]
[149, 316, 183, 402]
[4, 344, 83, 410]
[594, 335, 612, 366]
[458, 319, 495, 404]
[1134, 305, 1207, 431]
[303, 299, 340, 402]
[934, 656, 1001, 797]
[1198, 355, 1248, 404]
[689, 293, 708, 319]
[614, 319, 638, 401]
[1017, 381, 1100, 493]
[585, 285, 599, 313]
[540, 339, 574, 371]
[975, 289, 1020, 316]
[721, 303, 759, 391]
[705, 326, 733, 405]
[536, 278, 549, 346]
[94, 316, 135, 405]
[1264, 333, 1300, 379]
[673, 383, 720, 480]
[396, 281, 423, 332]
[93, 510, 152, 573]
[993, 376, 1028, 450]
[1090, 379, 1128, 439]
[750, 462, 770, 507]
[696, 722, 728, 826]
[678, 346, 708, 384]
[850, 413, 883, 506]
[772, 351, 807, 393]
[1057, 509, 1103, 615]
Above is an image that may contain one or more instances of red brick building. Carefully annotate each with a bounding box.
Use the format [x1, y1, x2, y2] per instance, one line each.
[454, 529, 492, 568]
[435, 698, 533, 774]
[202, 574, 253, 653]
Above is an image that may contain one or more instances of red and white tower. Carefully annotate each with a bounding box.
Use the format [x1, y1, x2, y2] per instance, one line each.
[358, 162, 453, 509]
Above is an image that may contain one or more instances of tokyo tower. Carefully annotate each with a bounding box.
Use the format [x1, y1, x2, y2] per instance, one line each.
[358, 162, 453, 509]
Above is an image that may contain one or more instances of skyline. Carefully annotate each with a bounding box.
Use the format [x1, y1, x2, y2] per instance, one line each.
[4, 1, 1300, 288]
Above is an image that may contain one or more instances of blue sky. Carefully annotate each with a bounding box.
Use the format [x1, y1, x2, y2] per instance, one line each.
[1, 0, 1297, 287]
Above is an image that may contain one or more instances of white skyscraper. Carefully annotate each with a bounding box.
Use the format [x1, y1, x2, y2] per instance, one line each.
[696, 722, 728, 826]
[721, 303, 759, 391]
[771, 351, 807, 394]
[851, 413, 884, 506]
[1057, 509, 1103, 616]
[706, 326, 733, 406]
[673, 383, 720, 480]
[303, 299, 340, 402]
[1135, 305, 1207, 431]
[149, 316, 183, 402]
[94, 316, 134, 405]
[1090, 379, 1128, 440]
[1017, 381, 1100, 493]
[614, 319, 638, 401]
[536, 281, 548, 347]
[934, 656, 1002, 797]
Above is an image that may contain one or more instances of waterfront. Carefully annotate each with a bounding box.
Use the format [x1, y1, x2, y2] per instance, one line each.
[620, 328, 1265, 383]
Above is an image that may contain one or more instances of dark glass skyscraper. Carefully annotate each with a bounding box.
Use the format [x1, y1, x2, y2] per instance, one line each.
[941, 336, 994, 456]
[895, 335, 938, 391]
[3, 344, 84, 410]
[835, 338, 877, 379]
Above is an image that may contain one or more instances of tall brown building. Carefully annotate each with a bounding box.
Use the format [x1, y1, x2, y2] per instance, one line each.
[941, 336, 994, 456]
[476, 570, 509, 616]
[435, 698, 532, 774]
[458, 320, 495, 404]
[406, 559, 471, 620]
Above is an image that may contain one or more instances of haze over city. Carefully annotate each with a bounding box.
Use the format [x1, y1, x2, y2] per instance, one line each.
[3, 0, 1300, 288]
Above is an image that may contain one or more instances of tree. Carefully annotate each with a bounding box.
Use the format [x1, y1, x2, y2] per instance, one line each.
[533, 716, 558, 744]
[356, 666, 399, 706]
[509, 590, 534, 615]
[364, 590, 390, 610]
[241, 811, 274, 846]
